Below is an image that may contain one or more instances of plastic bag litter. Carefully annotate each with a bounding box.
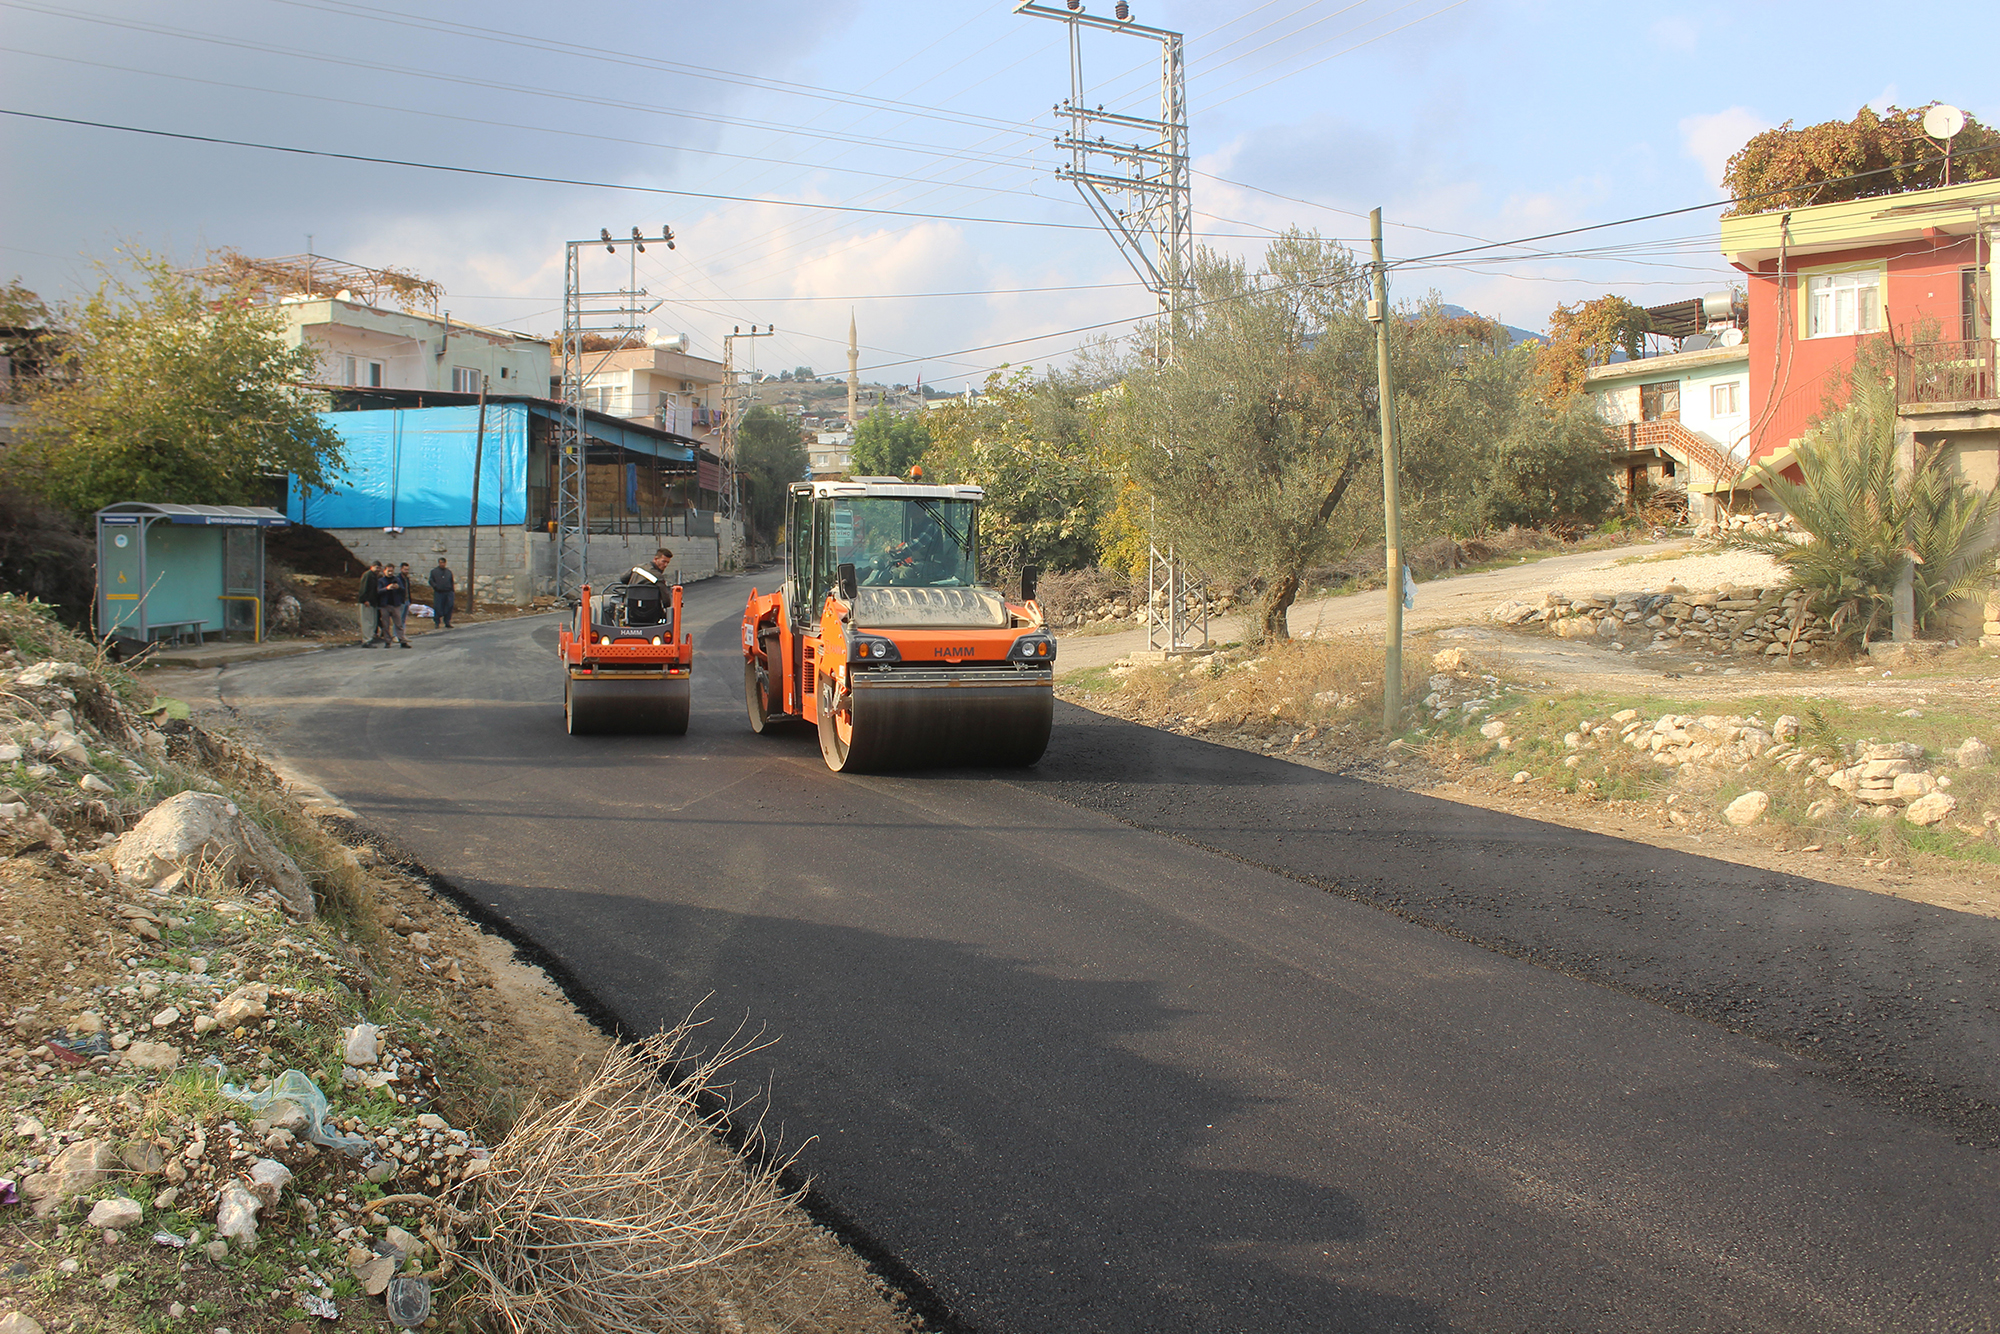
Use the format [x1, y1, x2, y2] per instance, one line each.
[218, 1069, 373, 1157]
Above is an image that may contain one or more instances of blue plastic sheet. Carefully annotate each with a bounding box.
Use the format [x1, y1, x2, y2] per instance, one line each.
[290, 405, 528, 529]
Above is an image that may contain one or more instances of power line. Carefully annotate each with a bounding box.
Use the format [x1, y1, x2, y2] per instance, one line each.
[0, 108, 1114, 232]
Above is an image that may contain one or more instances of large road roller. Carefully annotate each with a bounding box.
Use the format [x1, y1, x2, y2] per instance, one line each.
[742, 477, 1055, 772]
[558, 573, 693, 735]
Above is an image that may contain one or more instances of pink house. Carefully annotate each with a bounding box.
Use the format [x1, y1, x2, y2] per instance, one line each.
[1719, 178, 1997, 496]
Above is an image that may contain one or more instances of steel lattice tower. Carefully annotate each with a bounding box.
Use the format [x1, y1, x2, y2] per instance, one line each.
[1016, 0, 1191, 324]
[556, 230, 667, 600]
[1019, 2, 1203, 650]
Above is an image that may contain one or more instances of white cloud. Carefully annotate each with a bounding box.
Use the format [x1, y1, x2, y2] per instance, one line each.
[1679, 107, 1771, 189]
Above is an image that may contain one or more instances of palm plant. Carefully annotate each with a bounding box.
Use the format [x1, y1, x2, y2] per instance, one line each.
[1727, 376, 1998, 647]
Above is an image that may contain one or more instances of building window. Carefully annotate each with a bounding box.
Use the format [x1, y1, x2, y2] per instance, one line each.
[1805, 269, 1880, 338]
[451, 367, 481, 394]
[1710, 381, 1741, 416]
[498, 366, 509, 380]
[1964, 267, 1991, 342]
[342, 356, 357, 386]
[1640, 380, 1680, 422]
[363, 361, 384, 387]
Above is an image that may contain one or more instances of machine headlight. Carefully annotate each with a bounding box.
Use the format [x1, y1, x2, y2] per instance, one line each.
[652, 636, 663, 645]
[851, 636, 900, 662]
[1011, 635, 1056, 662]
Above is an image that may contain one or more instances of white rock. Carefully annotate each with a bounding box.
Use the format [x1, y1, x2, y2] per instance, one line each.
[247, 1158, 292, 1208]
[1724, 791, 1770, 826]
[1904, 793, 1958, 827]
[22, 1138, 115, 1218]
[0, 1311, 48, 1334]
[215, 1180, 262, 1250]
[78, 774, 115, 793]
[1805, 799, 1836, 820]
[16, 660, 88, 687]
[111, 791, 313, 920]
[212, 984, 268, 1028]
[1891, 772, 1937, 800]
[1479, 719, 1508, 740]
[87, 1196, 143, 1230]
[344, 1023, 382, 1066]
[123, 1041, 181, 1072]
[1957, 738, 1992, 769]
[1773, 715, 1801, 742]
[151, 1007, 181, 1029]
[1611, 708, 1639, 724]
[1511, 771, 1531, 784]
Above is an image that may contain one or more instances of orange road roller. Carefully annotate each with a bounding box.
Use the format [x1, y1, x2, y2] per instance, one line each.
[742, 477, 1055, 772]
[558, 570, 693, 736]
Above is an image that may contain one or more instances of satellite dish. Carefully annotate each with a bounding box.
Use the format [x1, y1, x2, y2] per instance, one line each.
[1719, 327, 1744, 348]
[1924, 104, 1966, 140]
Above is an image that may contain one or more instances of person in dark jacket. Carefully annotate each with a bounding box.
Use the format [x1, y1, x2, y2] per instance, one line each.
[377, 563, 410, 648]
[428, 557, 456, 629]
[357, 561, 383, 646]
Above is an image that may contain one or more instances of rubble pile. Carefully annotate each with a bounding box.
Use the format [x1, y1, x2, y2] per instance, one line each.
[1491, 582, 1837, 659]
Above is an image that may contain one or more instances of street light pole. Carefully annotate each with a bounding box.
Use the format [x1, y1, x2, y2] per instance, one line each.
[1370, 208, 1404, 737]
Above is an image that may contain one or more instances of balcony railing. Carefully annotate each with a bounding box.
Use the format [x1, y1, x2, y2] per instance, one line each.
[1895, 338, 1998, 407]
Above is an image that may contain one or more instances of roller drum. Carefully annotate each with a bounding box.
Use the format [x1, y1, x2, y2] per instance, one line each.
[820, 673, 1052, 772]
[565, 672, 691, 736]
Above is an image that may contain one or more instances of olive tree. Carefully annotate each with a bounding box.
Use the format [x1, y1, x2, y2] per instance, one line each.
[1106, 232, 1494, 641]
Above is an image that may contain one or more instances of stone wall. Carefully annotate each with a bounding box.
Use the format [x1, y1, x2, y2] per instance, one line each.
[1492, 582, 1834, 660]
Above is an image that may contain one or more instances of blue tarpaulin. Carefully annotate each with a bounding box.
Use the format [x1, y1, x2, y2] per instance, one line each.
[288, 405, 528, 529]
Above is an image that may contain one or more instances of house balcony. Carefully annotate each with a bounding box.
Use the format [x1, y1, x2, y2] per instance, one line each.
[1895, 338, 1998, 408]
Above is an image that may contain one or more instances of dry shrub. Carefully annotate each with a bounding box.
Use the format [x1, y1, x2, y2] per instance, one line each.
[1147, 635, 1428, 735]
[1034, 565, 1139, 624]
[448, 1023, 807, 1334]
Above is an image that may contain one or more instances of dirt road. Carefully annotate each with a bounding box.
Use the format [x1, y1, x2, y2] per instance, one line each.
[1057, 540, 1785, 671]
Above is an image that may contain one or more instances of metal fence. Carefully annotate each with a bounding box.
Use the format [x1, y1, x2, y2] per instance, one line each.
[1895, 338, 1997, 406]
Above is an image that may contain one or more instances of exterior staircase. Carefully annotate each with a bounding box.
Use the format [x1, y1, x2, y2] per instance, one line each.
[1620, 419, 1745, 491]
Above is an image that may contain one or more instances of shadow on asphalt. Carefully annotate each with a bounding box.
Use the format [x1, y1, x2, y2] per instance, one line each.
[1006, 704, 2000, 1146]
[440, 877, 1458, 1334]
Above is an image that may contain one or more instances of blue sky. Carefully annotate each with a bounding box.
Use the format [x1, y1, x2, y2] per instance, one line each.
[2, 1, 1993, 390]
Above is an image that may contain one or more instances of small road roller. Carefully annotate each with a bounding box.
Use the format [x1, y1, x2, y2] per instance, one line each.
[742, 477, 1055, 772]
[558, 571, 693, 735]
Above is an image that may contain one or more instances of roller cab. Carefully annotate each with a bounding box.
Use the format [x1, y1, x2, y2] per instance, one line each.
[559, 577, 693, 736]
[743, 478, 1055, 773]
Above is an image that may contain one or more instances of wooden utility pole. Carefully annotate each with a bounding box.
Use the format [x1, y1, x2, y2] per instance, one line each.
[466, 374, 487, 615]
[1370, 209, 1405, 736]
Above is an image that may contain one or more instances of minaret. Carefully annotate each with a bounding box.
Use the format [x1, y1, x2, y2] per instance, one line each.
[846, 309, 860, 432]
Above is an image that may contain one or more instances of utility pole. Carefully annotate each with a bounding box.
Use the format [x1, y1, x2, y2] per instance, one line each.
[1370, 208, 1404, 736]
[556, 227, 671, 600]
[466, 373, 486, 615]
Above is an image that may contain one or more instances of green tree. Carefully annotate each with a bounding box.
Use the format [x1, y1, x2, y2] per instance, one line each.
[1726, 370, 1997, 646]
[922, 367, 1110, 580]
[1482, 398, 1622, 536]
[793, 366, 814, 381]
[1107, 232, 1496, 641]
[1723, 103, 1999, 217]
[849, 405, 931, 478]
[1536, 295, 1650, 401]
[734, 406, 805, 548]
[10, 251, 344, 517]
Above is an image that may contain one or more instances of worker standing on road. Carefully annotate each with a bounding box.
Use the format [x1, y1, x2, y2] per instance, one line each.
[429, 557, 456, 629]
[397, 563, 419, 644]
[357, 560, 383, 647]
[377, 562, 410, 648]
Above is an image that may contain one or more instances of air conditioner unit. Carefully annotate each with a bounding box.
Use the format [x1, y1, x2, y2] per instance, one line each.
[679, 380, 697, 393]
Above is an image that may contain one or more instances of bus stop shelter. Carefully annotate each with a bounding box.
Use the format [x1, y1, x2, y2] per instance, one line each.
[95, 503, 290, 646]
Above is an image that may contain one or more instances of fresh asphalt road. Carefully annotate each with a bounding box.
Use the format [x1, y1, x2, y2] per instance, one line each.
[214, 574, 2000, 1333]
